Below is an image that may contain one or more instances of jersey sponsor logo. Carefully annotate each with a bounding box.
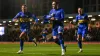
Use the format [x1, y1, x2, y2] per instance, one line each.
[19, 18, 30, 22]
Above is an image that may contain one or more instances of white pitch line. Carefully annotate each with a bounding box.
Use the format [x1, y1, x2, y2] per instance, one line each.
[0, 49, 99, 55]
[0, 51, 45, 55]
[46, 48, 100, 50]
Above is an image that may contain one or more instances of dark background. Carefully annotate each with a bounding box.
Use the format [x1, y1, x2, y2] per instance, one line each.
[0, 0, 83, 19]
[0, 0, 99, 19]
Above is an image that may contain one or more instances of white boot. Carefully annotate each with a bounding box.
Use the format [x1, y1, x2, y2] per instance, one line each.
[78, 49, 83, 53]
[17, 50, 23, 54]
[61, 49, 65, 56]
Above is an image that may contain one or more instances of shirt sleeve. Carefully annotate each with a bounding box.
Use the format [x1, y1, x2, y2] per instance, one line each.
[32, 14, 38, 23]
[12, 13, 20, 21]
[85, 14, 89, 20]
[45, 9, 53, 19]
[85, 14, 89, 23]
[75, 16, 78, 22]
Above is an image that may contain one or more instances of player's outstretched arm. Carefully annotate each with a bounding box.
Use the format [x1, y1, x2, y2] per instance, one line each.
[32, 14, 38, 24]
[12, 13, 20, 22]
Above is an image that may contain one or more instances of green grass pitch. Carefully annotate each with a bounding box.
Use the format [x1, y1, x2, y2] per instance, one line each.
[0, 43, 100, 56]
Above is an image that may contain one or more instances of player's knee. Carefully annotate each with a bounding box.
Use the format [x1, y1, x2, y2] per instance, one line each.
[82, 34, 85, 41]
[54, 38, 59, 42]
[19, 35, 23, 39]
[77, 37, 81, 41]
[19, 37, 24, 40]
[58, 33, 63, 39]
[53, 36, 57, 39]
[58, 32, 63, 36]
[82, 37, 85, 41]
[19, 32, 25, 38]
[58, 32, 62, 35]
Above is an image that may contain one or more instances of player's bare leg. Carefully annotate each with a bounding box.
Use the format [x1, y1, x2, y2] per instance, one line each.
[77, 35, 83, 53]
[78, 37, 85, 53]
[82, 37, 85, 41]
[28, 32, 37, 46]
[17, 32, 25, 54]
[32, 38, 37, 46]
[58, 33, 66, 56]
[53, 36, 65, 55]
[77, 35, 80, 41]
[42, 36, 45, 43]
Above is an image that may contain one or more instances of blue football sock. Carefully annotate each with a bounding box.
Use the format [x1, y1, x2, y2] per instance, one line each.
[78, 40, 82, 49]
[32, 39, 37, 45]
[58, 34, 64, 49]
[20, 39, 24, 51]
[29, 37, 37, 45]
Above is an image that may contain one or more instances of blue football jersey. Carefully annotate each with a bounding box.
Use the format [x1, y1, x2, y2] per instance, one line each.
[76, 13, 88, 28]
[13, 11, 38, 29]
[45, 8, 64, 28]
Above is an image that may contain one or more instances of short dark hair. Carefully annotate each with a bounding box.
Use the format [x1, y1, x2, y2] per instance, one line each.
[78, 7, 83, 9]
[22, 4, 27, 7]
[52, 0, 60, 5]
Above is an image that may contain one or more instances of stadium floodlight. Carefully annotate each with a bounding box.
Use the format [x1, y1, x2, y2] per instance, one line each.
[64, 20, 67, 23]
[15, 23, 18, 25]
[88, 15, 92, 17]
[68, 16, 73, 19]
[98, 15, 100, 16]
[30, 19, 33, 21]
[0, 23, 2, 25]
[73, 19, 76, 22]
[41, 21, 43, 24]
[3, 21, 6, 23]
[38, 19, 40, 21]
[91, 18, 96, 21]
[9, 21, 12, 23]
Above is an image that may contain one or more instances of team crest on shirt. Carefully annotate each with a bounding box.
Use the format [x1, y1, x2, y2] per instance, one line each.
[81, 16, 84, 19]
[56, 11, 60, 14]
[78, 16, 85, 19]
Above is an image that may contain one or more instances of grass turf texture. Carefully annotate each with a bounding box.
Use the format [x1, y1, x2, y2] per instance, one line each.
[0, 42, 100, 56]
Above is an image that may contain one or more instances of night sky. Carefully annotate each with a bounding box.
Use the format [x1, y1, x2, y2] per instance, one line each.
[0, 0, 83, 19]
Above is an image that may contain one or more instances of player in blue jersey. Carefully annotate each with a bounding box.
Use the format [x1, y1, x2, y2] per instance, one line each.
[13, 4, 38, 54]
[76, 8, 89, 53]
[41, 28, 48, 43]
[44, 1, 66, 56]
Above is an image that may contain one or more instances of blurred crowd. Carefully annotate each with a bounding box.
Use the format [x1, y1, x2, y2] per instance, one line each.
[0, 21, 100, 42]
